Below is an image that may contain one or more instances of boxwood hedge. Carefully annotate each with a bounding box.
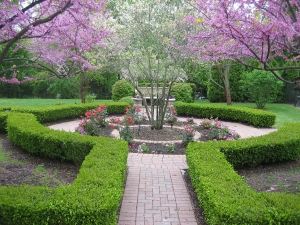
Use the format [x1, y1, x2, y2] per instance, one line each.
[174, 102, 276, 127]
[186, 122, 300, 224]
[0, 103, 129, 224]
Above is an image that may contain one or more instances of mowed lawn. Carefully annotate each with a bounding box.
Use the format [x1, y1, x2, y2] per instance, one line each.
[0, 98, 299, 128]
[0, 98, 112, 107]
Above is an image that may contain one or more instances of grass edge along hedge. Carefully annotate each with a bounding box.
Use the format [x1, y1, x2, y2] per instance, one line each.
[0, 110, 128, 224]
[174, 102, 276, 127]
[186, 122, 300, 224]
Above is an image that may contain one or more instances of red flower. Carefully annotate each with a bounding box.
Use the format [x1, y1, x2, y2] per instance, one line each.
[85, 110, 91, 117]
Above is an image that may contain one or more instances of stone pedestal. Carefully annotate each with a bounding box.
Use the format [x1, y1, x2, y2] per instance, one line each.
[132, 98, 143, 107]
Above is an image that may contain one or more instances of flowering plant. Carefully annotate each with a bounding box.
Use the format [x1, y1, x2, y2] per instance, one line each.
[200, 118, 240, 141]
[199, 118, 214, 129]
[125, 105, 145, 124]
[165, 106, 177, 124]
[186, 117, 195, 124]
[181, 124, 195, 146]
[75, 105, 108, 136]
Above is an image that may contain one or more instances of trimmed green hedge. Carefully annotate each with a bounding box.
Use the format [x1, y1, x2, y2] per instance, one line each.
[186, 122, 300, 224]
[8, 102, 128, 123]
[174, 102, 276, 127]
[0, 109, 128, 224]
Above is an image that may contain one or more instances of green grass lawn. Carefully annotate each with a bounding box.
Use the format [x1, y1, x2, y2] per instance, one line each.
[0, 98, 112, 107]
[195, 100, 300, 128]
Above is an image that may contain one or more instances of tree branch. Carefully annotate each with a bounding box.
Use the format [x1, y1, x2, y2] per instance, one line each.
[0, 0, 72, 64]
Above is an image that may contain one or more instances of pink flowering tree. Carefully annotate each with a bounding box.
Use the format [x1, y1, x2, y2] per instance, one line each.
[188, 0, 300, 84]
[0, 0, 109, 86]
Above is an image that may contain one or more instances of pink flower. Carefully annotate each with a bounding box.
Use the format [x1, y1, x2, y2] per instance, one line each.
[109, 123, 114, 128]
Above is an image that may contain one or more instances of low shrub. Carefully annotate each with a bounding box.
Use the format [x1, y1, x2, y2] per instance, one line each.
[174, 102, 276, 127]
[186, 122, 300, 224]
[118, 96, 134, 106]
[0, 112, 128, 224]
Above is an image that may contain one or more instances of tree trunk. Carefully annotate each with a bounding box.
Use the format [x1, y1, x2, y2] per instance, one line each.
[216, 60, 232, 105]
[79, 71, 89, 103]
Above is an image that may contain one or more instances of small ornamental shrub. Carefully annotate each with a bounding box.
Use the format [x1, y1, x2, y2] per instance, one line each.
[182, 124, 195, 146]
[75, 105, 108, 136]
[112, 80, 134, 101]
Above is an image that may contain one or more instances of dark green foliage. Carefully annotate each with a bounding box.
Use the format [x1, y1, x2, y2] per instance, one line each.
[207, 62, 245, 103]
[174, 102, 276, 127]
[228, 62, 245, 102]
[0, 111, 128, 224]
[239, 70, 284, 108]
[112, 79, 134, 101]
[207, 66, 226, 102]
[0, 112, 9, 133]
[188, 83, 197, 99]
[88, 70, 118, 100]
[186, 122, 300, 224]
[47, 77, 79, 99]
[171, 83, 193, 103]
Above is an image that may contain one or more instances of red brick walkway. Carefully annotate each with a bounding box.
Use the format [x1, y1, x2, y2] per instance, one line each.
[118, 153, 197, 225]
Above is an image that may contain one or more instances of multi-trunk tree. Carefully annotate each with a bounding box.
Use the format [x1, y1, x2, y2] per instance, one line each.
[114, 0, 191, 129]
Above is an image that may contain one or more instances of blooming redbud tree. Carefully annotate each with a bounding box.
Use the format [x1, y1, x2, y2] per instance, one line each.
[0, 0, 109, 84]
[187, 0, 300, 83]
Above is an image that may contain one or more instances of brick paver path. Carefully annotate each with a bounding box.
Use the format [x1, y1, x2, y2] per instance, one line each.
[118, 153, 197, 225]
